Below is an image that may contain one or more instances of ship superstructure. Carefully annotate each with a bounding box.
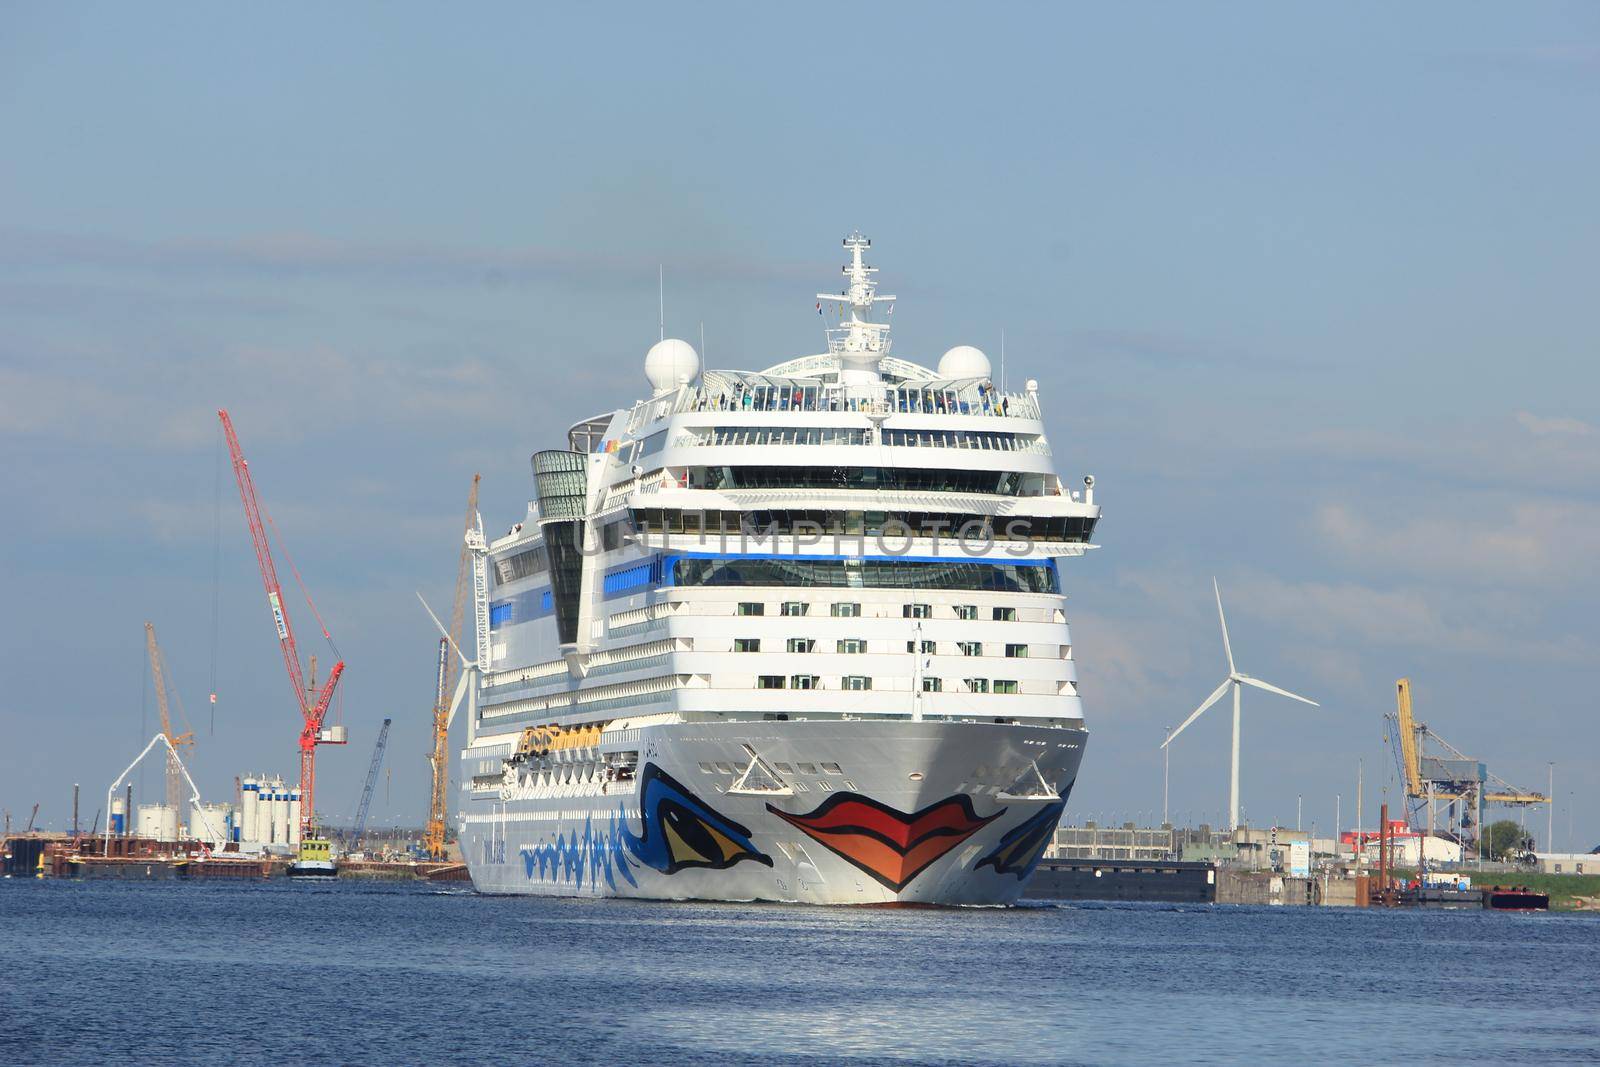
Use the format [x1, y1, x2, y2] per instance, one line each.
[457, 234, 1099, 904]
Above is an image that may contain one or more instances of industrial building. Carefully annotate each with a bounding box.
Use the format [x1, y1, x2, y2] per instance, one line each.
[1530, 852, 1598, 875]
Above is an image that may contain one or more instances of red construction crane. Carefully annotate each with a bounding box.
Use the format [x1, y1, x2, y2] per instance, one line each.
[219, 409, 346, 840]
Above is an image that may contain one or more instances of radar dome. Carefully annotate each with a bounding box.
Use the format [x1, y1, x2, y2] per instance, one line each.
[937, 345, 991, 380]
[645, 338, 700, 392]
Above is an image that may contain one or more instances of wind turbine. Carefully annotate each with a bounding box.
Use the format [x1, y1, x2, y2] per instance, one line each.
[1162, 579, 1319, 830]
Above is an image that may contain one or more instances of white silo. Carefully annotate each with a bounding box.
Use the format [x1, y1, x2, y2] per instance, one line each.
[271, 782, 289, 844]
[138, 804, 179, 841]
[191, 802, 231, 847]
[288, 788, 302, 846]
[241, 776, 260, 843]
[261, 783, 275, 843]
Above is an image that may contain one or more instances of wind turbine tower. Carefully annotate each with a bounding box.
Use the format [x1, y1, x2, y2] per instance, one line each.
[1163, 579, 1320, 830]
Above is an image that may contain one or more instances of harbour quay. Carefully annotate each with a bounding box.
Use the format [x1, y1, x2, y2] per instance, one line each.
[1023, 820, 1574, 909]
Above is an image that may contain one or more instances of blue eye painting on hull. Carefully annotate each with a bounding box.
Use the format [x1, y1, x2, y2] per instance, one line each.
[975, 798, 1067, 879]
[621, 763, 773, 875]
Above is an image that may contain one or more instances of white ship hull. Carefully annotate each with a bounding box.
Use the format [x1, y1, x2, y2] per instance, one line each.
[459, 719, 1084, 905]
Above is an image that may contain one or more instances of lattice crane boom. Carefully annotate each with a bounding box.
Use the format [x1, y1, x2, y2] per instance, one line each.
[352, 718, 391, 851]
[219, 409, 345, 839]
[144, 622, 194, 817]
[1394, 679, 1424, 798]
[425, 474, 478, 860]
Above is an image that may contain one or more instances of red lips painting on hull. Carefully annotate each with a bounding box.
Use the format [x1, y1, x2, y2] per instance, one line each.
[767, 793, 1001, 892]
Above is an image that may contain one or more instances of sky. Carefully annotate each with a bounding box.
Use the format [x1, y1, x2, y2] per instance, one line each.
[2, 3, 1596, 848]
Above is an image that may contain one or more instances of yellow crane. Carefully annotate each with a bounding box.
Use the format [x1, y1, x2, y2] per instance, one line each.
[1388, 677, 1548, 841]
[144, 622, 195, 821]
[425, 473, 479, 859]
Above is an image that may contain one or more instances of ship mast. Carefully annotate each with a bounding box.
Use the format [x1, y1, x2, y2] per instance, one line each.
[817, 232, 896, 389]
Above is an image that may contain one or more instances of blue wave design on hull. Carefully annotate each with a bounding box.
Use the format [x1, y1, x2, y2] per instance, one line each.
[520, 811, 639, 891]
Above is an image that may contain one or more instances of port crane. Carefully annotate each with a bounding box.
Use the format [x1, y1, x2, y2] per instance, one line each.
[144, 622, 194, 822]
[424, 474, 479, 860]
[219, 409, 346, 840]
[351, 718, 392, 852]
[1385, 677, 1549, 846]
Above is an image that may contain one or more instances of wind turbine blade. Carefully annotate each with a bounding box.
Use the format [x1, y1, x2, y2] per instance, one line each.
[1240, 675, 1319, 707]
[1214, 578, 1235, 674]
[416, 591, 472, 669]
[1163, 679, 1232, 747]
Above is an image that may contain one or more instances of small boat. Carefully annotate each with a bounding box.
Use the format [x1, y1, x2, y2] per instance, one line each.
[287, 838, 338, 879]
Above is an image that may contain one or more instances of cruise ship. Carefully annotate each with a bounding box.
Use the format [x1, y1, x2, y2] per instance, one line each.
[455, 234, 1099, 904]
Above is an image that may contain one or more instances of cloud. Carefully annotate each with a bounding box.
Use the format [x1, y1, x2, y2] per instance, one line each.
[0, 225, 819, 291]
[0, 335, 522, 450]
[1227, 572, 1592, 665]
[1059, 327, 1295, 371]
[1515, 411, 1594, 438]
[1312, 496, 1600, 590]
[1288, 411, 1600, 497]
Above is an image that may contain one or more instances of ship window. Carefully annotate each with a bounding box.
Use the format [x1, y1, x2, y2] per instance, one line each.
[714, 466, 1015, 495]
[671, 558, 1059, 595]
[698, 762, 715, 774]
[757, 675, 786, 689]
[735, 638, 761, 653]
[842, 675, 872, 691]
[922, 677, 943, 692]
[954, 604, 978, 620]
[780, 601, 809, 616]
[965, 678, 990, 693]
[790, 674, 819, 690]
[774, 762, 794, 773]
[907, 639, 935, 654]
[993, 607, 1018, 621]
[494, 545, 549, 585]
[837, 639, 866, 654]
[1005, 643, 1029, 658]
[958, 641, 982, 657]
[994, 680, 1019, 694]
[796, 762, 818, 774]
[787, 638, 815, 653]
[603, 561, 655, 596]
[831, 602, 861, 617]
[821, 762, 843, 774]
[638, 429, 669, 458]
[903, 603, 932, 618]
[714, 762, 736, 773]
[737, 602, 765, 616]
[635, 508, 1096, 544]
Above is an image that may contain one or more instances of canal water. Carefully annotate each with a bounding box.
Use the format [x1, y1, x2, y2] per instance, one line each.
[3, 879, 1596, 1065]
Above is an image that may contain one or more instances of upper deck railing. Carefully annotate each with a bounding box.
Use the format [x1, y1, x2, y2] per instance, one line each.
[680, 379, 1040, 420]
[671, 425, 1051, 456]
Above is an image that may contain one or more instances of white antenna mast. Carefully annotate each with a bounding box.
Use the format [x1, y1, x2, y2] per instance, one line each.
[700, 321, 705, 361]
[658, 265, 665, 342]
[1000, 328, 1006, 393]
